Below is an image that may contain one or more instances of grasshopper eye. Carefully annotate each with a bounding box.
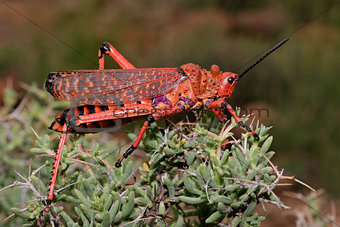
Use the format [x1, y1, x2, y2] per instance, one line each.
[228, 77, 234, 84]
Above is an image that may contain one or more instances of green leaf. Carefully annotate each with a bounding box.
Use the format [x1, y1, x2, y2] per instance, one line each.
[243, 200, 257, 217]
[103, 194, 113, 211]
[186, 151, 196, 165]
[109, 200, 121, 223]
[212, 195, 232, 205]
[59, 211, 74, 224]
[174, 215, 184, 227]
[162, 176, 175, 199]
[231, 216, 242, 227]
[74, 189, 90, 207]
[206, 211, 223, 223]
[121, 191, 134, 219]
[101, 211, 110, 227]
[159, 201, 166, 215]
[259, 136, 273, 154]
[183, 173, 201, 196]
[177, 196, 205, 205]
[74, 207, 89, 226]
[11, 207, 34, 219]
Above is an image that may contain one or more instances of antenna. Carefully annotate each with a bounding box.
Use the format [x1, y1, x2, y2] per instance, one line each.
[238, 34, 291, 80]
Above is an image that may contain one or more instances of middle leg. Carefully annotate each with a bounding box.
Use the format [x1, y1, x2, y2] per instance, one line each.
[114, 106, 186, 168]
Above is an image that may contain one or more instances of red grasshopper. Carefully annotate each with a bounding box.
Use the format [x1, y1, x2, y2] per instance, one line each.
[37, 36, 290, 225]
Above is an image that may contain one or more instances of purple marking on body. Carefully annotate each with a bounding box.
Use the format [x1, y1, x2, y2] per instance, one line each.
[179, 97, 194, 106]
[178, 103, 184, 108]
[205, 100, 211, 106]
[164, 100, 172, 108]
[186, 99, 194, 106]
[153, 95, 172, 108]
[153, 95, 166, 106]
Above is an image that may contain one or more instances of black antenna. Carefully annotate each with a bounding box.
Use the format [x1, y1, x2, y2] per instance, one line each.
[238, 34, 291, 80]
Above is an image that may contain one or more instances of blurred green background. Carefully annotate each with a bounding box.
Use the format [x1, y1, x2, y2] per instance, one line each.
[0, 0, 339, 203]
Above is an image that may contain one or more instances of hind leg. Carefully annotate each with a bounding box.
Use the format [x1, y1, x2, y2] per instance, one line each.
[98, 42, 135, 70]
[37, 124, 68, 226]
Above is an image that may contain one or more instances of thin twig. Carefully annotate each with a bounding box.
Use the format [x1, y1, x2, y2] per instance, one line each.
[281, 176, 316, 192]
[258, 198, 290, 210]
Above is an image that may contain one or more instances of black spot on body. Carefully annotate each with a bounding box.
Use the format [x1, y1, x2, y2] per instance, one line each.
[100, 105, 109, 111]
[60, 109, 70, 125]
[77, 106, 85, 116]
[91, 122, 101, 129]
[108, 120, 116, 127]
[87, 105, 96, 114]
[178, 67, 188, 78]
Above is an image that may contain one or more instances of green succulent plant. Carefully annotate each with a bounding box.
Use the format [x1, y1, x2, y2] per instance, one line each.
[1, 85, 288, 226]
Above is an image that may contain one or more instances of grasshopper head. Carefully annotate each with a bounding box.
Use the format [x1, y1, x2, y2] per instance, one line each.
[218, 72, 239, 100]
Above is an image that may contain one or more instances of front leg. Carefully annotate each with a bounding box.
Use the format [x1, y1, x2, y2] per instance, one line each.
[207, 100, 259, 140]
[202, 99, 227, 122]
